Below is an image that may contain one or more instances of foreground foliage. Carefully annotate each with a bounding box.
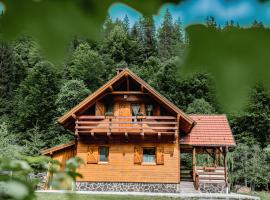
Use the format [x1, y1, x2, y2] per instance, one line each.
[0, 157, 83, 200]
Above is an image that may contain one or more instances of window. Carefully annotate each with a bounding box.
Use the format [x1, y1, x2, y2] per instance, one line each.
[143, 148, 156, 163]
[105, 103, 114, 116]
[99, 146, 109, 162]
[146, 105, 154, 116]
[131, 104, 141, 116]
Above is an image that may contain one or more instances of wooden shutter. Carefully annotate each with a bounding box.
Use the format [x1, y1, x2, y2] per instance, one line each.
[87, 146, 98, 164]
[95, 101, 105, 116]
[134, 146, 143, 164]
[156, 146, 164, 165]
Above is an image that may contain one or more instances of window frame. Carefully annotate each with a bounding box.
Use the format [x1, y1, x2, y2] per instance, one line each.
[98, 146, 109, 164]
[142, 147, 156, 164]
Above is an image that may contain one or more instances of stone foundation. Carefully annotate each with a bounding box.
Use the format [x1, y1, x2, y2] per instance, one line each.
[29, 172, 47, 190]
[198, 182, 227, 193]
[76, 182, 180, 193]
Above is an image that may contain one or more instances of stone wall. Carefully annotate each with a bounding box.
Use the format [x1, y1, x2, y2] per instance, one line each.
[198, 182, 227, 193]
[29, 172, 47, 190]
[76, 182, 180, 193]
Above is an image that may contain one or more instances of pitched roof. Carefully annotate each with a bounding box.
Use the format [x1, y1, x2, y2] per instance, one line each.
[180, 115, 236, 147]
[41, 140, 75, 155]
[58, 68, 194, 131]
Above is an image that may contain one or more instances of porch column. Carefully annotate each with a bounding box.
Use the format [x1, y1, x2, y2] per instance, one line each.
[192, 147, 196, 182]
[223, 146, 228, 193]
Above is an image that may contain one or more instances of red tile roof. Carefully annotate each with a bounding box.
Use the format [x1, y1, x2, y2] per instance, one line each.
[180, 115, 236, 147]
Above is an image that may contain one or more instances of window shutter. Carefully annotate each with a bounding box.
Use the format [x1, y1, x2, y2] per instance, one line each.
[156, 146, 164, 165]
[87, 146, 98, 164]
[134, 146, 142, 164]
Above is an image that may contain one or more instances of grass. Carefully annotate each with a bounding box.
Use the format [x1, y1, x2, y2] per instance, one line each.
[251, 192, 270, 200]
[35, 193, 184, 200]
[36, 191, 270, 200]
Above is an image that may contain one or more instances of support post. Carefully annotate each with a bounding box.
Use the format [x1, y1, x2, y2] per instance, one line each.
[214, 148, 218, 166]
[192, 147, 196, 182]
[223, 146, 228, 193]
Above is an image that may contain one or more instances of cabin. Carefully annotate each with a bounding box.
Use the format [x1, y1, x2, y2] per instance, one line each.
[42, 68, 236, 193]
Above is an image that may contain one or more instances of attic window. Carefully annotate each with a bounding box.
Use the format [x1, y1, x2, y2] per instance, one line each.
[105, 103, 114, 116]
[131, 104, 140, 116]
[146, 105, 154, 116]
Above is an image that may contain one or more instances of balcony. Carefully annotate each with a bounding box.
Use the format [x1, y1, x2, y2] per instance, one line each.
[75, 115, 178, 139]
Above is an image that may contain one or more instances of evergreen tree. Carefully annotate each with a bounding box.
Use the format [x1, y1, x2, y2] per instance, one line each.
[103, 24, 144, 65]
[56, 80, 91, 115]
[0, 122, 22, 158]
[23, 125, 46, 156]
[65, 42, 105, 90]
[12, 36, 41, 80]
[230, 84, 270, 147]
[157, 9, 184, 59]
[123, 15, 130, 33]
[0, 43, 16, 116]
[252, 20, 264, 28]
[13, 61, 59, 133]
[206, 16, 218, 29]
[172, 17, 185, 57]
[186, 98, 215, 114]
[103, 15, 115, 38]
[142, 16, 157, 59]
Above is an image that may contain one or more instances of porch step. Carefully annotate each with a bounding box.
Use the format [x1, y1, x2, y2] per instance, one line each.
[180, 181, 199, 193]
[180, 169, 192, 181]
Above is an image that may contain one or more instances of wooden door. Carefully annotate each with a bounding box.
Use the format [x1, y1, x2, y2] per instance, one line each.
[118, 102, 131, 131]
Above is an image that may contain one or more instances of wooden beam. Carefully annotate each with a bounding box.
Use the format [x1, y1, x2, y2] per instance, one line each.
[214, 148, 218, 166]
[141, 85, 144, 92]
[174, 131, 178, 143]
[192, 147, 196, 182]
[126, 75, 130, 91]
[204, 149, 215, 160]
[223, 146, 228, 188]
[111, 91, 145, 95]
[109, 85, 113, 92]
[71, 113, 77, 119]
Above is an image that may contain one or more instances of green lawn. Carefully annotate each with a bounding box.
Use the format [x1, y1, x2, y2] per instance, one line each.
[252, 192, 270, 200]
[36, 192, 270, 200]
[35, 193, 183, 200]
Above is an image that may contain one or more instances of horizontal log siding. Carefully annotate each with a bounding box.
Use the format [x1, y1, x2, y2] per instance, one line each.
[76, 140, 179, 183]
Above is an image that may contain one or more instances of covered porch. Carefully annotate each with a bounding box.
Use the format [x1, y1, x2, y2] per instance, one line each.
[181, 145, 229, 193]
[180, 115, 236, 193]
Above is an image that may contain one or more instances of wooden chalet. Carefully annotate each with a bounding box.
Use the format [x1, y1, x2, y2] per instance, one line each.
[42, 68, 236, 193]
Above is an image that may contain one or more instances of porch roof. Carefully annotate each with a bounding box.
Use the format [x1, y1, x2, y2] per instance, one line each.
[41, 140, 75, 155]
[180, 115, 236, 147]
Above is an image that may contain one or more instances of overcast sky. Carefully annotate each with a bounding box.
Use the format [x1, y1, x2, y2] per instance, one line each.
[109, 0, 270, 27]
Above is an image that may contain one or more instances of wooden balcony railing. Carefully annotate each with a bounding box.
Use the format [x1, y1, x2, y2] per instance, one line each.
[75, 115, 178, 137]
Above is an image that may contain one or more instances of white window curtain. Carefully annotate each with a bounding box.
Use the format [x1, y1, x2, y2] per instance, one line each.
[132, 104, 140, 116]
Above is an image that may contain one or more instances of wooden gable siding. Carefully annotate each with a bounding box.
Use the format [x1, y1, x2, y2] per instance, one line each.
[76, 139, 180, 183]
[51, 147, 75, 170]
[58, 68, 194, 133]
